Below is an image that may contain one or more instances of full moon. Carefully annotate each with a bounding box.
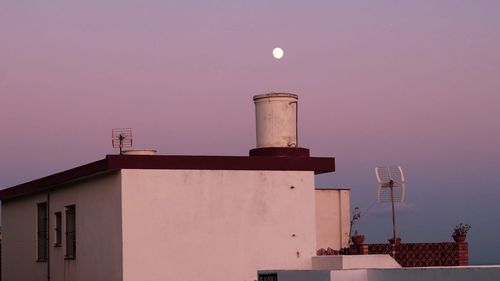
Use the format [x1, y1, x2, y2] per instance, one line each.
[272, 47, 284, 59]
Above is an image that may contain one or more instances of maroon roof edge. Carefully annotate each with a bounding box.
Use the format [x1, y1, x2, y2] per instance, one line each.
[0, 154, 335, 201]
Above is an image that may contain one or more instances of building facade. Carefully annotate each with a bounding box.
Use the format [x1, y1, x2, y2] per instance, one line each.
[0, 93, 352, 281]
[0, 154, 349, 281]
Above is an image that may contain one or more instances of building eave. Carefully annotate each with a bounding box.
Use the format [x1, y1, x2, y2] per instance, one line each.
[0, 154, 335, 201]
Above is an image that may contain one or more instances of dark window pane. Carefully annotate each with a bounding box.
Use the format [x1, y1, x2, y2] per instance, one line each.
[65, 205, 76, 258]
[259, 273, 278, 281]
[37, 202, 48, 261]
[55, 212, 62, 247]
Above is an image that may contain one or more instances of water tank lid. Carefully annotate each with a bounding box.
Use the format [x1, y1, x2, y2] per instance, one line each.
[122, 149, 157, 155]
[253, 93, 298, 101]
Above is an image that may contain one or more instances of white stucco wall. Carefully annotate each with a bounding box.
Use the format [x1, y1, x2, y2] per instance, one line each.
[2, 193, 48, 281]
[312, 255, 401, 270]
[121, 169, 317, 281]
[315, 189, 350, 250]
[1, 172, 123, 281]
[330, 266, 500, 281]
[48, 172, 123, 281]
[261, 266, 500, 281]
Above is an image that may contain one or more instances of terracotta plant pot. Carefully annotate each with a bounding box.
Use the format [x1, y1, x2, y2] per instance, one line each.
[352, 235, 365, 245]
[388, 237, 401, 245]
[453, 235, 466, 243]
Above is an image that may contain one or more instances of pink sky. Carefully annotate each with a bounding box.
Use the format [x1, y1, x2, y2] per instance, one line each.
[1, 1, 499, 264]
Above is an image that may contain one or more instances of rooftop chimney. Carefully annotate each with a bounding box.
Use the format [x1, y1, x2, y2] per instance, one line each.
[250, 93, 310, 157]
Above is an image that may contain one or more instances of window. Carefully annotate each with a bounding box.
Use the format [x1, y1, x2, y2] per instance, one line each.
[54, 212, 62, 247]
[65, 205, 76, 259]
[259, 273, 278, 281]
[37, 202, 48, 261]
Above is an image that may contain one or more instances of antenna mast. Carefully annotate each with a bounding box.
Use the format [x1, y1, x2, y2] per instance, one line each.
[389, 179, 396, 253]
[112, 128, 133, 155]
[375, 165, 406, 256]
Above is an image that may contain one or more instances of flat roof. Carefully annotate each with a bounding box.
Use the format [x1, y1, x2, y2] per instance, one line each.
[0, 154, 335, 201]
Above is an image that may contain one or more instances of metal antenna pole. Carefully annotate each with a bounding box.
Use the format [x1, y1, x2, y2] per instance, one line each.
[119, 134, 124, 155]
[390, 179, 397, 256]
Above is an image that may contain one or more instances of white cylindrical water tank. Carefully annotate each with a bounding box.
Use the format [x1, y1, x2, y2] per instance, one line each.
[253, 93, 298, 148]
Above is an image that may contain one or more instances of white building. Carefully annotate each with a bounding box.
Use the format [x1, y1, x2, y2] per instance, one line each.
[0, 93, 350, 281]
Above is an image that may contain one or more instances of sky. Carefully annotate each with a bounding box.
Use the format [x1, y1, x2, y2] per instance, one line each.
[1, 0, 499, 264]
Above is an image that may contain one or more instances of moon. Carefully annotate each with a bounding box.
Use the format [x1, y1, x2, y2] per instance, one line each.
[272, 47, 284, 59]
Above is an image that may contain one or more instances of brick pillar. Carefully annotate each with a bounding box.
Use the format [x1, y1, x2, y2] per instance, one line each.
[349, 244, 369, 255]
[457, 242, 468, 266]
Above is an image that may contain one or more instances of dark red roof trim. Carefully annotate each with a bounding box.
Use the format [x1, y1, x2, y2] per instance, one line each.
[249, 147, 310, 157]
[0, 154, 335, 201]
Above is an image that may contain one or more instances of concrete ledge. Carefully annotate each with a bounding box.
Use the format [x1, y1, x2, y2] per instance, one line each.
[312, 255, 401, 270]
[260, 266, 500, 281]
[332, 266, 500, 281]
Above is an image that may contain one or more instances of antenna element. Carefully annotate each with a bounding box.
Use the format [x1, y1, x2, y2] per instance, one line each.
[375, 165, 406, 256]
[112, 128, 133, 155]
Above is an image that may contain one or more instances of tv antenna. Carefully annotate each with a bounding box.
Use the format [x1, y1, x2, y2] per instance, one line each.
[375, 165, 406, 255]
[112, 128, 133, 155]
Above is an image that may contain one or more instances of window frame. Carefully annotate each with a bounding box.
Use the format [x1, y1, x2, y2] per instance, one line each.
[65, 204, 76, 259]
[259, 273, 278, 281]
[54, 211, 62, 247]
[36, 202, 48, 262]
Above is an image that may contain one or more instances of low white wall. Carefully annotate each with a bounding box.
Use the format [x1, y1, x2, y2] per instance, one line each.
[260, 266, 500, 281]
[121, 169, 317, 281]
[312, 255, 401, 270]
[330, 266, 500, 281]
[315, 189, 350, 250]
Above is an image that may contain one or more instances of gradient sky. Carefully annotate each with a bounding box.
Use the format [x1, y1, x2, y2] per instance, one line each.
[1, 1, 499, 264]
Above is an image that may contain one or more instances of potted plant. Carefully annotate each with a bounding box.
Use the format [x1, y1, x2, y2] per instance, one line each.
[352, 230, 365, 245]
[452, 223, 471, 243]
[388, 237, 401, 245]
[349, 207, 364, 245]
